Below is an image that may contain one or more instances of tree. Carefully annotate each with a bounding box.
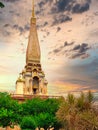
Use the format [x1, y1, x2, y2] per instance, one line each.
[21, 97, 62, 130]
[56, 91, 98, 130]
[0, 92, 21, 128]
[20, 113, 61, 130]
[0, 2, 4, 8]
[21, 98, 61, 116]
[56, 94, 78, 130]
[77, 110, 98, 130]
[76, 91, 94, 111]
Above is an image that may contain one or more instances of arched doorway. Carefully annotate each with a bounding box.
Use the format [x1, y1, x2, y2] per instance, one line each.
[32, 76, 39, 94]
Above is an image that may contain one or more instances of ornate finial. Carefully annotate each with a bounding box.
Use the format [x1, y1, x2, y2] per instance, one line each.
[32, 0, 35, 17]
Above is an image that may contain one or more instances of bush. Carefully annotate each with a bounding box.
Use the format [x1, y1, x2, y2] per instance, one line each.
[20, 116, 37, 130]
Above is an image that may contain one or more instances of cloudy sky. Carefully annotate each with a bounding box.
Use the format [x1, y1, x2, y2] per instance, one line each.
[0, 0, 98, 95]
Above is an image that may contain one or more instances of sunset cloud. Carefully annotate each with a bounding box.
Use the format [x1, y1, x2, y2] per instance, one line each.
[48, 42, 91, 59]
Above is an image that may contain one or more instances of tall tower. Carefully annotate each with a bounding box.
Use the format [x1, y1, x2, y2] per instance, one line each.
[16, 0, 48, 95]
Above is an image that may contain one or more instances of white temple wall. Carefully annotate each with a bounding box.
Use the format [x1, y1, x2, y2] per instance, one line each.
[16, 82, 24, 95]
[25, 76, 31, 94]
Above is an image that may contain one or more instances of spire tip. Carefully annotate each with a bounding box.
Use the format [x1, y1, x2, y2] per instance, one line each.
[32, 0, 35, 17]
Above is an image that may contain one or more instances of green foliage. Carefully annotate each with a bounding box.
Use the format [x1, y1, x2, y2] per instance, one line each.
[35, 113, 61, 130]
[20, 113, 61, 130]
[21, 97, 60, 116]
[0, 92, 21, 128]
[0, 108, 17, 127]
[21, 98, 47, 116]
[20, 116, 37, 130]
[44, 98, 61, 115]
[0, 94, 62, 129]
[0, 2, 4, 8]
[21, 98, 61, 130]
[35, 113, 54, 129]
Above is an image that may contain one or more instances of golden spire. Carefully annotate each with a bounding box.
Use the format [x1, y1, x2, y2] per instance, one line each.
[32, 0, 35, 18]
[26, 0, 40, 64]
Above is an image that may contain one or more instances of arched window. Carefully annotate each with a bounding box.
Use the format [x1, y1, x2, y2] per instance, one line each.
[32, 76, 39, 94]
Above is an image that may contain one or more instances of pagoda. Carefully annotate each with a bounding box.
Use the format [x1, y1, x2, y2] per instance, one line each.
[16, 0, 48, 95]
